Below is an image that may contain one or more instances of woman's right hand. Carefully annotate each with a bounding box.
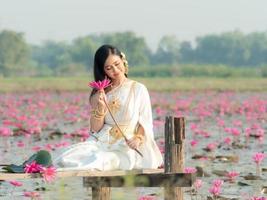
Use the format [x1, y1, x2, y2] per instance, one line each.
[91, 89, 107, 112]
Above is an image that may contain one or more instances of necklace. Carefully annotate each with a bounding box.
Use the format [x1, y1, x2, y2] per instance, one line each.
[109, 78, 127, 92]
[107, 78, 127, 115]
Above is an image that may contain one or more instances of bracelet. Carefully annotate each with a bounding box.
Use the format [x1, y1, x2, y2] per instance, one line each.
[91, 111, 105, 119]
[96, 104, 107, 115]
[90, 106, 107, 119]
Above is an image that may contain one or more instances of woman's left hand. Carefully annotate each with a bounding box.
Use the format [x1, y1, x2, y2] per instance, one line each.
[126, 137, 141, 150]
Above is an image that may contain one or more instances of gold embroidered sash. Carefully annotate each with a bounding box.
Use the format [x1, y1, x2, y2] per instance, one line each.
[108, 81, 136, 144]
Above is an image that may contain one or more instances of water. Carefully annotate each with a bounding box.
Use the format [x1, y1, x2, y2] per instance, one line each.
[0, 91, 266, 199]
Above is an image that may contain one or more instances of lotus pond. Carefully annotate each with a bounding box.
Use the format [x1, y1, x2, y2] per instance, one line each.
[0, 90, 266, 200]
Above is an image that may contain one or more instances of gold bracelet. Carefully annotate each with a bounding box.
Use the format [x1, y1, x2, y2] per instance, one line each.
[96, 104, 107, 115]
[93, 114, 104, 119]
[90, 107, 107, 119]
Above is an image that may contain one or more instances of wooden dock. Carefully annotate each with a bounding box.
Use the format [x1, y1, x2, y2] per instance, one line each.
[0, 116, 195, 200]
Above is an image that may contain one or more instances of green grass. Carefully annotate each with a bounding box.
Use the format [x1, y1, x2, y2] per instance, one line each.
[0, 77, 267, 93]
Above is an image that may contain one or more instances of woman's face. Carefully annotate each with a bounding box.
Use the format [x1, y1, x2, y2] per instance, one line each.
[104, 54, 126, 80]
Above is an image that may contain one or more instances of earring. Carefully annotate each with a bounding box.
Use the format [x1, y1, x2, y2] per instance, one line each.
[120, 52, 128, 75]
[124, 64, 128, 75]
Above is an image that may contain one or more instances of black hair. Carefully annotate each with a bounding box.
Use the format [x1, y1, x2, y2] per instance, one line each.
[93, 44, 121, 81]
[89, 44, 127, 99]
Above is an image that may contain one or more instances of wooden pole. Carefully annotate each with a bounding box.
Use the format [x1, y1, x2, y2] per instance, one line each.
[91, 187, 111, 200]
[83, 178, 111, 200]
[164, 116, 185, 200]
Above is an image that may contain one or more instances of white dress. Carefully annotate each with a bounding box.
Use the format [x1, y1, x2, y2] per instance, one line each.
[53, 80, 163, 171]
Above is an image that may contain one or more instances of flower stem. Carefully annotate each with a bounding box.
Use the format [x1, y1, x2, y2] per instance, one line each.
[103, 99, 143, 157]
[256, 163, 261, 176]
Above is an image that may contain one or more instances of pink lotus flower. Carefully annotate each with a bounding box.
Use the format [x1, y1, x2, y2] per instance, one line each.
[251, 197, 267, 200]
[252, 152, 265, 165]
[201, 131, 211, 138]
[9, 180, 23, 187]
[255, 128, 264, 138]
[251, 123, 260, 129]
[193, 179, 203, 190]
[17, 140, 25, 148]
[231, 127, 240, 136]
[40, 166, 57, 183]
[3, 120, 14, 126]
[206, 143, 217, 151]
[209, 186, 221, 196]
[212, 179, 224, 187]
[216, 118, 225, 127]
[88, 79, 111, 90]
[138, 196, 156, 200]
[0, 126, 12, 137]
[190, 123, 198, 130]
[55, 141, 70, 148]
[224, 127, 232, 133]
[23, 191, 40, 199]
[245, 127, 252, 137]
[184, 167, 197, 174]
[232, 120, 242, 127]
[199, 156, 209, 161]
[224, 137, 232, 145]
[44, 143, 54, 151]
[190, 140, 198, 147]
[226, 171, 239, 182]
[24, 161, 42, 173]
[155, 107, 165, 116]
[32, 146, 42, 152]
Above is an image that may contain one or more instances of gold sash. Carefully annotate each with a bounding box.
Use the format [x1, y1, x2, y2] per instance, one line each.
[108, 81, 136, 144]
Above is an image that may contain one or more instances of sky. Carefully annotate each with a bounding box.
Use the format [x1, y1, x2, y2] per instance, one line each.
[0, 0, 267, 49]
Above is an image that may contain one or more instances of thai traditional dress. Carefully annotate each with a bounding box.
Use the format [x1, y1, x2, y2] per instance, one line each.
[53, 80, 163, 171]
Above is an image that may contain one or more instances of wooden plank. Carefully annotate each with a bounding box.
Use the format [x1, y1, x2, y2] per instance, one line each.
[83, 173, 193, 187]
[0, 170, 193, 188]
[0, 169, 164, 181]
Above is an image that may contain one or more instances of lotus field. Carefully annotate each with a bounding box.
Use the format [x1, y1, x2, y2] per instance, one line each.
[0, 87, 266, 199]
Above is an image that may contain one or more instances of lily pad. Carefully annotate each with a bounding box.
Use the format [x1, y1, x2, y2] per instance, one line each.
[2, 150, 52, 173]
[215, 155, 239, 163]
[2, 164, 24, 173]
[48, 130, 65, 139]
[237, 181, 251, 186]
[195, 166, 211, 177]
[34, 150, 52, 167]
[242, 174, 262, 180]
[212, 169, 228, 176]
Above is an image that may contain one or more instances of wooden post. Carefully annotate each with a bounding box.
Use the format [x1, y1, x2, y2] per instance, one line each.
[164, 116, 185, 200]
[92, 187, 111, 200]
[83, 178, 111, 200]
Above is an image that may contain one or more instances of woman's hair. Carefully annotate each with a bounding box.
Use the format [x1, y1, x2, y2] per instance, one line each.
[90, 44, 127, 99]
[93, 44, 122, 81]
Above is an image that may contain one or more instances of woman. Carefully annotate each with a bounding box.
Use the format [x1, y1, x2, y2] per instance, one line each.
[54, 44, 163, 171]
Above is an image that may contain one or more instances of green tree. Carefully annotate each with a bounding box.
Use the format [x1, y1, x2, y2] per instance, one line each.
[246, 32, 267, 66]
[179, 41, 194, 63]
[70, 36, 97, 69]
[194, 31, 250, 66]
[102, 32, 151, 66]
[31, 41, 71, 69]
[153, 35, 180, 65]
[0, 30, 30, 76]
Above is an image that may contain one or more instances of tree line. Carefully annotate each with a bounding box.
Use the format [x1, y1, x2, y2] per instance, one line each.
[0, 29, 267, 77]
